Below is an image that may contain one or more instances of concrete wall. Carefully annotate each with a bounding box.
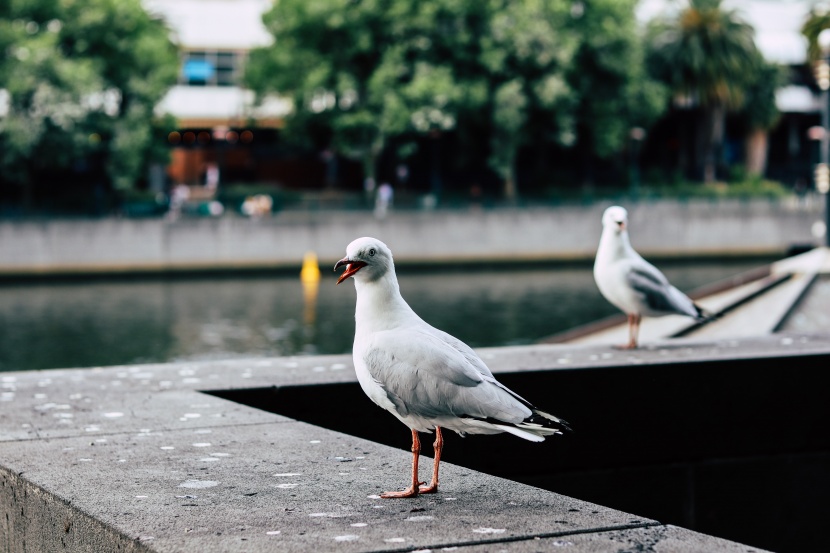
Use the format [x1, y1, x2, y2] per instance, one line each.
[0, 467, 153, 553]
[0, 199, 823, 275]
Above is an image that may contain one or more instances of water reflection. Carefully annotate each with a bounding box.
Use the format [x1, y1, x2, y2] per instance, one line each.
[0, 260, 767, 371]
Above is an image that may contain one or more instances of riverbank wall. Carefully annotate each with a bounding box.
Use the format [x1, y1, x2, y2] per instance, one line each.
[0, 198, 823, 276]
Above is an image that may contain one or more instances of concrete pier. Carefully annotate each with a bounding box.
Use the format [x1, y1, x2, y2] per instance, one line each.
[549, 247, 830, 347]
[3, 336, 829, 552]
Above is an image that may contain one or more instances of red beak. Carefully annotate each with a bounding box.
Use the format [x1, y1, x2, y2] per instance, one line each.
[334, 257, 367, 284]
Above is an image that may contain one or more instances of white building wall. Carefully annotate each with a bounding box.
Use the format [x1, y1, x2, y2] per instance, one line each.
[143, 0, 287, 125]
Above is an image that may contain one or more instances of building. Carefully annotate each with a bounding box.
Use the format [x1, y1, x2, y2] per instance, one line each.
[143, 0, 299, 189]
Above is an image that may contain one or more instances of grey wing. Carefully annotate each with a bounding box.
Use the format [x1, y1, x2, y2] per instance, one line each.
[626, 262, 698, 317]
[427, 326, 538, 407]
[428, 327, 495, 378]
[363, 329, 531, 424]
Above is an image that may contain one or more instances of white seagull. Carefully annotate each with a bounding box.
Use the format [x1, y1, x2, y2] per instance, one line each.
[594, 206, 707, 349]
[335, 237, 570, 498]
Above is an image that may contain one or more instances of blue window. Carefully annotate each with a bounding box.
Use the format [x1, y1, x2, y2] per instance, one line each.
[183, 60, 215, 84]
[180, 50, 245, 87]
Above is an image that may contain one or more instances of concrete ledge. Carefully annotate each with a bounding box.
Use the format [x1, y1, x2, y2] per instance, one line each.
[0, 421, 657, 552]
[4, 336, 822, 551]
[0, 468, 153, 553]
[451, 525, 766, 552]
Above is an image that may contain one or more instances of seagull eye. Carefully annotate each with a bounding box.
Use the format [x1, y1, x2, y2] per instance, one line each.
[369, 248, 376, 257]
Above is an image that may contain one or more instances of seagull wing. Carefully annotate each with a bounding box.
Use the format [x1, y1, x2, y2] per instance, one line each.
[362, 327, 531, 424]
[625, 261, 700, 318]
[427, 327, 496, 379]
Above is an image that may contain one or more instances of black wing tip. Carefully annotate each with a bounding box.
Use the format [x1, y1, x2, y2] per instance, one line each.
[694, 303, 718, 321]
[527, 411, 573, 433]
[461, 413, 573, 434]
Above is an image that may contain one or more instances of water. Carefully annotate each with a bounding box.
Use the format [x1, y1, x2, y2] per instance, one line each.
[0, 260, 768, 372]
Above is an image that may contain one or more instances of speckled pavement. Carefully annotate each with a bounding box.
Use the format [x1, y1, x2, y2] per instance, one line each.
[4, 335, 821, 551]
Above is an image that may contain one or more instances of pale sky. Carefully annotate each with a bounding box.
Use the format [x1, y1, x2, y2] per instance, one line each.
[143, 0, 274, 50]
[143, 0, 818, 65]
[637, 0, 816, 64]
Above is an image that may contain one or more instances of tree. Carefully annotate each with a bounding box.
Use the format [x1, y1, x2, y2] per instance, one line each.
[247, 0, 580, 200]
[648, 0, 761, 183]
[246, 0, 462, 188]
[470, 0, 578, 199]
[802, 8, 830, 65]
[739, 60, 783, 177]
[565, 0, 668, 184]
[0, 0, 178, 212]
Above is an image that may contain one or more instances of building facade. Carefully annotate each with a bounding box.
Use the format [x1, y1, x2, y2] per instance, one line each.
[144, 0, 297, 189]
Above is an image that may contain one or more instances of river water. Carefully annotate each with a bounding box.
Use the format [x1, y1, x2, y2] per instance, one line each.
[0, 260, 769, 372]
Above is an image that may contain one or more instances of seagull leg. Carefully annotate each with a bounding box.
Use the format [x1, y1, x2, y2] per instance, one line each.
[616, 314, 639, 350]
[419, 426, 443, 494]
[630, 314, 641, 348]
[381, 429, 424, 498]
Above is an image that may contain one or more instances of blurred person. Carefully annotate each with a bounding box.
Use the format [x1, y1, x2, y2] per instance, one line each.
[375, 182, 393, 219]
[320, 148, 338, 189]
[794, 177, 809, 208]
[363, 176, 376, 207]
[205, 163, 220, 191]
[167, 183, 190, 220]
[396, 163, 409, 189]
[241, 194, 273, 218]
[469, 183, 483, 211]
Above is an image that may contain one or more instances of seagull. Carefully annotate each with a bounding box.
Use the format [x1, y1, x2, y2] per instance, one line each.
[593, 206, 707, 349]
[335, 237, 570, 498]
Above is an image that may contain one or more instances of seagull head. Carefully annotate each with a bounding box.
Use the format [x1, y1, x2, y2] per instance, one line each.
[602, 206, 628, 234]
[334, 237, 393, 285]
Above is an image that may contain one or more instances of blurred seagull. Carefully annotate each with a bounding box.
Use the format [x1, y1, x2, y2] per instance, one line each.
[594, 206, 707, 349]
[335, 237, 570, 498]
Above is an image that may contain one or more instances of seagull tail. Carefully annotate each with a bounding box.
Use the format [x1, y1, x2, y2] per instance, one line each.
[494, 410, 573, 442]
[531, 409, 573, 433]
[462, 409, 571, 441]
[693, 302, 718, 321]
[493, 424, 547, 442]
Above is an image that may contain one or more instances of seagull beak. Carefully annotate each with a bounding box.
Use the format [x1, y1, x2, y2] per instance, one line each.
[334, 257, 367, 285]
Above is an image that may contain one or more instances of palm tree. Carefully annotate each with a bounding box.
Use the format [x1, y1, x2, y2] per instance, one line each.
[803, 8, 830, 64]
[741, 61, 783, 178]
[648, 0, 761, 183]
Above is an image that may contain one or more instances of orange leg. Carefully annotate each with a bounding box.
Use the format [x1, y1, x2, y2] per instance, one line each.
[616, 314, 641, 350]
[419, 427, 443, 494]
[629, 314, 641, 349]
[381, 429, 424, 498]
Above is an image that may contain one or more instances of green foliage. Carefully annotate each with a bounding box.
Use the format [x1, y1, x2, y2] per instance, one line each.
[646, 0, 765, 182]
[738, 60, 784, 131]
[0, 0, 178, 199]
[251, 0, 796, 196]
[638, 178, 791, 200]
[424, 0, 582, 195]
[489, 80, 528, 182]
[802, 8, 830, 64]
[566, 0, 668, 159]
[247, 0, 455, 177]
[647, 0, 760, 109]
[247, 0, 582, 192]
